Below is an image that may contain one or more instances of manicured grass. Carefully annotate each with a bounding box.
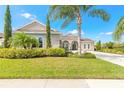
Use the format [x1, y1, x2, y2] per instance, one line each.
[0, 57, 124, 79]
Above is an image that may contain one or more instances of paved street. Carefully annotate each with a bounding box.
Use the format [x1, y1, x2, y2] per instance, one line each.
[0, 79, 124, 88]
[90, 51, 124, 67]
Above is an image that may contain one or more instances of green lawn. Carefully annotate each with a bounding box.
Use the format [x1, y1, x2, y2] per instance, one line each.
[0, 57, 124, 79]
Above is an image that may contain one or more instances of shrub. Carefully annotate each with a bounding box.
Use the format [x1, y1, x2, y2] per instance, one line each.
[0, 48, 65, 59]
[33, 48, 47, 57]
[80, 53, 96, 58]
[46, 48, 66, 57]
[68, 52, 96, 59]
[0, 45, 3, 48]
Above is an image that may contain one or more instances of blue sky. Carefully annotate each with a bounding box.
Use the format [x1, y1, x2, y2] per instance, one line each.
[0, 5, 124, 43]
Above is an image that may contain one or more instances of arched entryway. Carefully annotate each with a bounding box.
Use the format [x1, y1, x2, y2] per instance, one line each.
[71, 41, 78, 50]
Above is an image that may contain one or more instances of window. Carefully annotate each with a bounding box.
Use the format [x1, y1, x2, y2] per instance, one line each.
[59, 40, 62, 48]
[63, 41, 69, 50]
[88, 44, 90, 49]
[84, 44, 86, 49]
[71, 41, 78, 50]
[39, 37, 43, 48]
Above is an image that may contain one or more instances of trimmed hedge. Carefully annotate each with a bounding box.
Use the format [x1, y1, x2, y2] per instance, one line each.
[68, 52, 96, 59]
[0, 48, 66, 59]
[46, 48, 66, 57]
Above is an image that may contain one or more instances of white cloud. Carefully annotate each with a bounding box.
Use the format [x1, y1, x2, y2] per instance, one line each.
[67, 29, 84, 35]
[20, 12, 36, 20]
[105, 32, 113, 35]
[95, 31, 113, 39]
[20, 13, 31, 18]
[98, 31, 113, 36]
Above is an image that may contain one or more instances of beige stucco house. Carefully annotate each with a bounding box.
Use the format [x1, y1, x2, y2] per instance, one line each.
[0, 20, 94, 51]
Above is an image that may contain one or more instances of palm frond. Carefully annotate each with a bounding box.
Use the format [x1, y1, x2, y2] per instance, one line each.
[82, 5, 94, 12]
[88, 9, 110, 21]
[117, 16, 124, 26]
[49, 5, 76, 28]
[113, 30, 121, 42]
[113, 17, 124, 41]
[48, 5, 62, 21]
[61, 16, 75, 29]
[49, 5, 110, 30]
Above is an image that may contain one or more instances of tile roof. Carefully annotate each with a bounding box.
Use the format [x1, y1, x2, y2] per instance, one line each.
[80, 38, 94, 42]
[62, 34, 94, 42]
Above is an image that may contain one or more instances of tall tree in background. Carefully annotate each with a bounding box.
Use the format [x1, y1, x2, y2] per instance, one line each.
[96, 40, 101, 50]
[4, 5, 12, 48]
[49, 5, 110, 55]
[46, 15, 51, 48]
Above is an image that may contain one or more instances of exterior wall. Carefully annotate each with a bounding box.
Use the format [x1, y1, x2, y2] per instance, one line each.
[0, 33, 94, 51]
[61, 40, 94, 51]
[61, 34, 94, 51]
[15, 20, 61, 48]
[81, 41, 94, 51]
[0, 38, 4, 46]
[51, 34, 61, 48]
[18, 32, 61, 48]
[28, 33, 46, 48]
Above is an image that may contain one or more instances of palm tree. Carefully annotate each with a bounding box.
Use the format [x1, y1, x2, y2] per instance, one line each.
[10, 33, 39, 49]
[113, 17, 124, 42]
[49, 5, 110, 55]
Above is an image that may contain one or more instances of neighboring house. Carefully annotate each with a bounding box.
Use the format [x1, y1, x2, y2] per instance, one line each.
[0, 20, 94, 51]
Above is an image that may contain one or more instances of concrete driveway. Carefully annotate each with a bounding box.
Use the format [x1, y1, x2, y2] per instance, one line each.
[1, 79, 124, 88]
[90, 51, 124, 67]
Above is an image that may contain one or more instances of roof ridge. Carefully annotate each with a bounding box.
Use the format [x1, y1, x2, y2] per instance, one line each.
[14, 19, 56, 32]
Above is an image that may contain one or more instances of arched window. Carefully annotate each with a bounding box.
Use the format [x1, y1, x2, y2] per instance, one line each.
[71, 41, 78, 50]
[39, 37, 43, 48]
[63, 41, 69, 50]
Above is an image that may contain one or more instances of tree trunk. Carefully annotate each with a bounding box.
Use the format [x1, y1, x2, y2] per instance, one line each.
[77, 15, 82, 55]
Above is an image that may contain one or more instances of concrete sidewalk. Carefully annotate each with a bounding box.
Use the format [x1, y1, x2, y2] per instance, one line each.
[0, 79, 124, 88]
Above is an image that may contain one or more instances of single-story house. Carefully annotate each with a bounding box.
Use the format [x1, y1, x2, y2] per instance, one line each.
[0, 20, 94, 51]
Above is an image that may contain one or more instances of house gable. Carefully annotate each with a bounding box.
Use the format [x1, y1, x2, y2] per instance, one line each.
[15, 20, 55, 32]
